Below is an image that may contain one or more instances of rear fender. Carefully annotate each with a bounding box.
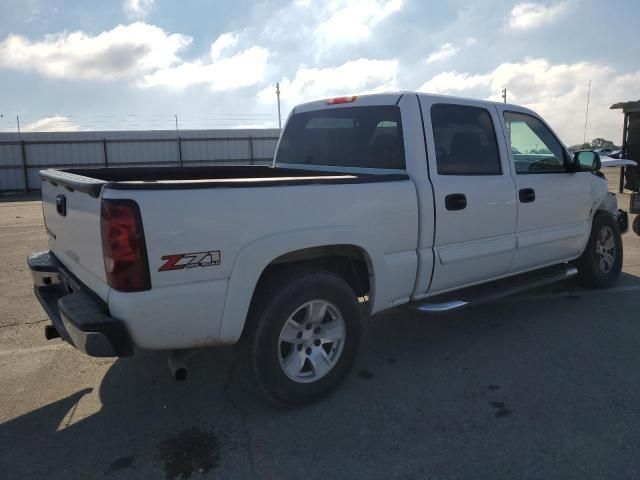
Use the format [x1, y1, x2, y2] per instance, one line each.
[217, 226, 385, 343]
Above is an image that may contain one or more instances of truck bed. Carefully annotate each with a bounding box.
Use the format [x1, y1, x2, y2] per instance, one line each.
[39, 166, 408, 197]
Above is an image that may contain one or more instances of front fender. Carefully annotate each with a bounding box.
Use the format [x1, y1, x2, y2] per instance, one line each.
[217, 226, 388, 343]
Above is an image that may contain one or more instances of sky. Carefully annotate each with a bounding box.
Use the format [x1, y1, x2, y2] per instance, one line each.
[0, 0, 639, 145]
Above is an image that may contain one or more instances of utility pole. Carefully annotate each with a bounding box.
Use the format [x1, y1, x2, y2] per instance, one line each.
[174, 114, 182, 167]
[583, 80, 591, 147]
[276, 82, 282, 130]
[501, 88, 507, 103]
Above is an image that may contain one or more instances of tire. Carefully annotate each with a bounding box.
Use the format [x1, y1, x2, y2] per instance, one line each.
[633, 215, 640, 236]
[248, 269, 362, 405]
[577, 212, 623, 288]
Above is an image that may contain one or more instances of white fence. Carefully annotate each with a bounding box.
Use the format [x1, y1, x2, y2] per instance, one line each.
[0, 128, 280, 193]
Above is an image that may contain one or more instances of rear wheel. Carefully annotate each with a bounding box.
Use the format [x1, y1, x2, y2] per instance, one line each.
[577, 213, 623, 288]
[249, 269, 362, 405]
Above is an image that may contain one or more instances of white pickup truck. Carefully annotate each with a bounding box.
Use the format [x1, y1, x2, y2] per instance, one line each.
[29, 93, 627, 404]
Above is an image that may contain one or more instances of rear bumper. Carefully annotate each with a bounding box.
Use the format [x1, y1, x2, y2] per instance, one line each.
[28, 251, 133, 357]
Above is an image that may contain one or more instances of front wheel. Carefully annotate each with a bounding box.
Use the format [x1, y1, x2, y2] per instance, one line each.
[632, 215, 640, 236]
[577, 212, 623, 288]
[249, 270, 362, 405]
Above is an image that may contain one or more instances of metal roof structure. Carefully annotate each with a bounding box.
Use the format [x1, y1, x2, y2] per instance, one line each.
[611, 101, 640, 113]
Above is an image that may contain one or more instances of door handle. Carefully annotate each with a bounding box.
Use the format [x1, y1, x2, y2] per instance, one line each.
[519, 188, 535, 203]
[445, 193, 467, 211]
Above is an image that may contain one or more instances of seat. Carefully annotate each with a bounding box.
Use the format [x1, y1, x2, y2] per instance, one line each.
[368, 134, 404, 169]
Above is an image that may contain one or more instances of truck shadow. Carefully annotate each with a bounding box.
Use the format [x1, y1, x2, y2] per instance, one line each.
[2, 275, 640, 479]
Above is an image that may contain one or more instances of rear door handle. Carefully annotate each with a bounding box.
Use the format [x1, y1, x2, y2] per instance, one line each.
[519, 188, 535, 203]
[445, 193, 467, 211]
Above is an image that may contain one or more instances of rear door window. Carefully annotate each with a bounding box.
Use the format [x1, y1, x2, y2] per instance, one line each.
[431, 104, 502, 175]
[276, 106, 405, 169]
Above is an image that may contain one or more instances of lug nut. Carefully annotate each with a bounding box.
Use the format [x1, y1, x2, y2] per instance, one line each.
[297, 331, 303, 339]
[305, 347, 312, 355]
[314, 339, 321, 346]
[297, 344, 303, 351]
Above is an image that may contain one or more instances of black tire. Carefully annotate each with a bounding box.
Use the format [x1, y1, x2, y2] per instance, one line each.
[577, 212, 623, 288]
[633, 215, 640, 236]
[248, 269, 362, 405]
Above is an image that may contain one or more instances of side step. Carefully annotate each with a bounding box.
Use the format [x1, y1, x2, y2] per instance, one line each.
[410, 264, 578, 313]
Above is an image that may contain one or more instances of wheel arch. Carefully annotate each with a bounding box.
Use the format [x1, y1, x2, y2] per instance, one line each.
[217, 227, 381, 343]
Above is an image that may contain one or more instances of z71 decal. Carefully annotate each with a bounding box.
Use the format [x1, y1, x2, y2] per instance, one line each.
[158, 251, 221, 272]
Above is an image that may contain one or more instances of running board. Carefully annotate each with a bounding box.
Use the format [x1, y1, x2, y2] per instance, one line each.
[410, 264, 578, 313]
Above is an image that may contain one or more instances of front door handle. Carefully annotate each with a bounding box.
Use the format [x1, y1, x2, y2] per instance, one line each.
[445, 193, 467, 211]
[519, 188, 535, 203]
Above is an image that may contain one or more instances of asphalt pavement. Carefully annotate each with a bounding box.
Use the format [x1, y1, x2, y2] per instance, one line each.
[1, 190, 639, 480]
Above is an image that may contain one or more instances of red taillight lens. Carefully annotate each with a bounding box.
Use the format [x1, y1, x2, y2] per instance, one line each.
[100, 199, 150, 291]
[325, 96, 358, 105]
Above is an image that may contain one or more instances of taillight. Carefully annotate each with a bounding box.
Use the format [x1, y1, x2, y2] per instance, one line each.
[100, 199, 150, 291]
[325, 96, 358, 105]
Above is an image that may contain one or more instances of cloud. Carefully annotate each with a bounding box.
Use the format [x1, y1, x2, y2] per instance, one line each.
[0, 25, 270, 92]
[426, 43, 460, 64]
[139, 45, 270, 90]
[419, 58, 638, 145]
[23, 116, 83, 132]
[314, 0, 404, 49]
[209, 32, 238, 61]
[123, 0, 155, 19]
[0, 22, 190, 80]
[258, 58, 398, 108]
[507, 1, 575, 31]
[420, 71, 490, 92]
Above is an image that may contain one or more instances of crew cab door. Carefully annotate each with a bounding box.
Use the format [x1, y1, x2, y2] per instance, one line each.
[496, 107, 592, 272]
[419, 96, 517, 294]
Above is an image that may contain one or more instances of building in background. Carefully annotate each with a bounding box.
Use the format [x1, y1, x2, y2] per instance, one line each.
[611, 100, 640, 192]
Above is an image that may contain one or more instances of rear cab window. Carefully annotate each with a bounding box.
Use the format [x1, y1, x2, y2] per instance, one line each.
[430, 104, 502, 175]
[276, 106, 405, 170]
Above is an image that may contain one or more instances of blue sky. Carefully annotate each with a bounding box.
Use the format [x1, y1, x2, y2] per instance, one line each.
[0, 0, 638, 144]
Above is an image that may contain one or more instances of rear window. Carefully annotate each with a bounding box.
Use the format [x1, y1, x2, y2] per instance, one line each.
[275, 106, 405, 169]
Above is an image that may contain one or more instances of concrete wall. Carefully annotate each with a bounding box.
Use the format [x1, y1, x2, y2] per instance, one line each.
[0, 129, 280, 192]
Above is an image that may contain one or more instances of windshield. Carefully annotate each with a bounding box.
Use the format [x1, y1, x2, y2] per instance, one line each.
[275, 106, 405, 170]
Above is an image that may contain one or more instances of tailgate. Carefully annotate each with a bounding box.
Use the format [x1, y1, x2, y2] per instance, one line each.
[41, 171, 110, 300]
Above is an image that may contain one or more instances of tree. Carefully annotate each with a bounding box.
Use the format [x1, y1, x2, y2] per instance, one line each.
[568, 138, 620, 152]
[590, 138, 618, 149]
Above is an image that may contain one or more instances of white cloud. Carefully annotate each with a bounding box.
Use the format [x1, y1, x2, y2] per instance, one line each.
[140, 45, 270, 90]
[0, 22, 190, 80]
[420, 71, 490, 93]
[209, 32, 238, 61]
[507, 1, 574, 31]
[315, 0, 404, 48]
[426, 43, 460, 64]
[419, 58, 639, 145]
[0, 26, 270, 92]
[258, 58, 398, 108]
[23, 116, 83, 132]
[123, 0, 155, 19]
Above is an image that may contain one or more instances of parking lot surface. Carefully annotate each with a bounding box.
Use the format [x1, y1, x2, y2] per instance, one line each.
[1, 190, 639, 480]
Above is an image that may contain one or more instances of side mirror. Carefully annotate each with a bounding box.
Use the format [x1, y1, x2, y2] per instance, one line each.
[572, 150, 601, 172]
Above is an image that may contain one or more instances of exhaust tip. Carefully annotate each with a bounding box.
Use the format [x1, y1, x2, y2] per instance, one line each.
[44, 325, 60, 340]
[168, 350, 190, 382]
